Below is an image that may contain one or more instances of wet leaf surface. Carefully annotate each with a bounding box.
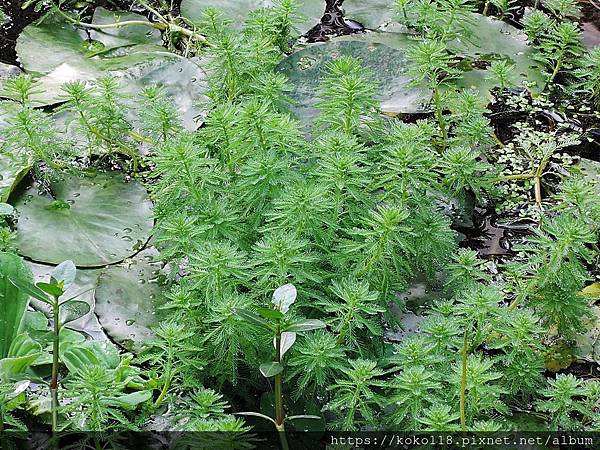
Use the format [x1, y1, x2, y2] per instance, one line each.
[179, 0, 324, 34]
[449, 13, 544, 96]
[13, 171, 153, 266]
[276, 33, 430, 127]
[94, 247, 166, 352]
[13, 14, 208, 124]
[0, 151, 31, 202]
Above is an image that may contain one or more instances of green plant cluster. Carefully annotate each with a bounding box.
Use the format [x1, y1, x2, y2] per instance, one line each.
[0, 0, 599, 438]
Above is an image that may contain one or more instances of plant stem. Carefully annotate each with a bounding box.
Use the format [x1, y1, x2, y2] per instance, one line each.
[54, 6, 209, 45]
[459, 330, 468, 431]
[274, 322, 290, 450]
[50, 298, 60, 433]
[482, 1, 490, 16]
[432, 86, 447, 150]
[274, 325, 284, 426]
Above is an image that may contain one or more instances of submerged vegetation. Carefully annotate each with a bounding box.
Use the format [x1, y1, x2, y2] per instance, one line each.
[0, 0, 599, 445]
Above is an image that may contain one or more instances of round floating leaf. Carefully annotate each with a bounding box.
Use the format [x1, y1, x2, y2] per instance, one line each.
[276, 33, 430, 126]
[94, 247, 166, 352]
[115, 53, 209, 131]
[342, 0, 396, 29]
[578, 158, 600, 195]
[448, 13, 544, 95]
[28, 262, 104, 340]
[575, 305, 600, 364]
[180, 0, 323, 34]
[14, 15, 208, 123]
[0, 203, 13, 215]
[0, 152, 31, 203]
[0, 62, 21, 83]
[13, 171, 153, 266]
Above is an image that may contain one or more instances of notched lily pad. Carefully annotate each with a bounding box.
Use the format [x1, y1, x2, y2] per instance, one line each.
[276, 32, 430, 126]
[94, 247, 167, 352]
[13, 171, 153, 266]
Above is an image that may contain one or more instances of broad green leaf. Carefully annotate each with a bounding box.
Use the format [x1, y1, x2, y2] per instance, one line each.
[113, 390, 152, 409]
[8, 276, 51, 304]
[259, 361, 283, 378]
[276, 33, 430, 127]
[0, 62, 21, 82]
[51, 260, 76, 290]
[13, 171, 153, 266]
[257, 307, 284, 320]
[28, 262, 104, 340]
[94, 247, 166, 352]
[36, 282, 64, 298]
[0, 203, 13, 215]
[235, 308, 271, 329]
[272, 283, 297, 314]
[284, 318, 326, 332]
[274, 331, 296, 357]
[0, 332, 43, 382]
[0, 353, 42, 382]
[59, 300, 91, 325]
[7, 332, 43, 358]
[0, 253, 34, 358]
[60, 345, 101, 373]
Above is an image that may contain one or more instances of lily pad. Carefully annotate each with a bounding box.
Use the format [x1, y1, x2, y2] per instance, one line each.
[342, 0, 396, 30]
[12, 171, 153, 266]
[448, 13, 544, 95]
[180, 0, 324, 34]
[94, 247, 166, 352]
[27, 262, 105, 340]
[0, 62, 21, 83]
[88, 7, 162, 49]
[0, 152, 31, 203]
[575, 305, 600, 364]
[578, 158, 600, 193]
[13, 14, 208, 123]
[276, 32, 430, 126]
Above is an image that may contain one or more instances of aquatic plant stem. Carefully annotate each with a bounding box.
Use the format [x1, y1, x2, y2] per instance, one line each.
[482, 1, 490, 16]
[274, 323, 290, 450]
[432, 86, 447, 150]
[53, 7, 210, 46]
[50, 296, 60, 433]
